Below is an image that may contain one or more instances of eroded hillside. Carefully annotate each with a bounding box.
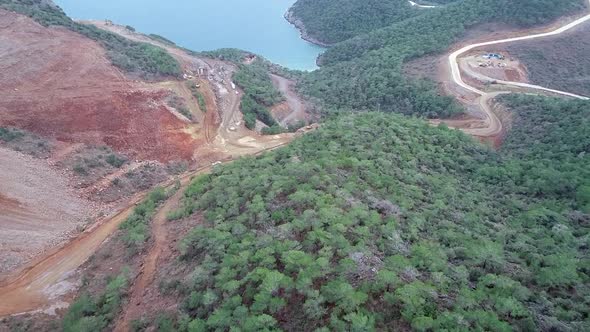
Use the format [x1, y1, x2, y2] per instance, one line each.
[0, 9, 196, 162]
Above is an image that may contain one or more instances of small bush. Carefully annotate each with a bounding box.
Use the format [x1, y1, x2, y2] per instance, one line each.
[0, 127, 24, 142]
[62, 271, 129, 332]
[261, 125, 285, 135]
[106, 154, 126, 168]
[73, 164, 88, 175]
[186, 82, 207, 112]
[166, 208, 186, 221]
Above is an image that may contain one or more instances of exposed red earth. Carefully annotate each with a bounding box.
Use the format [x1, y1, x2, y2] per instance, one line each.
[0, 9, 196, 162]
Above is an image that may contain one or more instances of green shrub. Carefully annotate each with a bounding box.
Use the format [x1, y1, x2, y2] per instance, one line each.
[149, 34, 176, 46]
[234, 61, 283, 128]
[106, 154, 126, 168]
[261, 125, 284, 135]
[186, 83, 207, 112]
[73, 164, 88, 175]
[120, 187, 168, 249]
[62, 271, 129, 332]
[0, 127, 24, 142]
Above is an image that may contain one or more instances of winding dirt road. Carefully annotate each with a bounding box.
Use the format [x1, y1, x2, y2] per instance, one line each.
[114, 174, 191, 332]
[447, 0, 590, 137]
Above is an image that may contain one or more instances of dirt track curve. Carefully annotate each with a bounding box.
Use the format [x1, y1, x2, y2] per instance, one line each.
[447, 0, 590, 137]
[0, 167, 200, 316]
[0, 138, 291, 317]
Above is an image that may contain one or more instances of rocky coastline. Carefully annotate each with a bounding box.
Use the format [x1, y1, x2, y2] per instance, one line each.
[284, 8, 331, 48]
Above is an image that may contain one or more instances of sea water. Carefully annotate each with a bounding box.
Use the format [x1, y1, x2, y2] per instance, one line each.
[54, 0, 324, 70]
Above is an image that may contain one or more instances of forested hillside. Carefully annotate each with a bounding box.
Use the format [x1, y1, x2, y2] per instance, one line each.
[291, 0, 586, 118]
[164, 96, 589, 331]
[288, 0, 418, 44]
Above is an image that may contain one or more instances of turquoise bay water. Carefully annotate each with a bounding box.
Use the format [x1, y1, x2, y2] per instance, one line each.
[54, 0, 324, 71]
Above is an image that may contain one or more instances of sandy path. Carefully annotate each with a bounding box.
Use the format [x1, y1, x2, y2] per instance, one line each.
[446, 0, 590, 137]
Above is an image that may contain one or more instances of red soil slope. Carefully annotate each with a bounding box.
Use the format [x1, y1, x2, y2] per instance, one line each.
[0, 10, 195, 162]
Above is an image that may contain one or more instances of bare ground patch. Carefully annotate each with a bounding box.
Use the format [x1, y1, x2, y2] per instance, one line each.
[0, 147, 100, 276]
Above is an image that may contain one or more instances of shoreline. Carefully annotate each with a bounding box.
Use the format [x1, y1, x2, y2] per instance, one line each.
[284, 8, 331, 48]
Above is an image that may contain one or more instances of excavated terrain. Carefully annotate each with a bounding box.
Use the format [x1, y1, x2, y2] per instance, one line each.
[0, 9, 202, 278]
[0, 147, 98, 276]
[0, 9, 196, 162]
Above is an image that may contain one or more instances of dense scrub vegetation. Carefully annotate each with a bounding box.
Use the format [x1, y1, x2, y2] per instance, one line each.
[200, 48, 252, 64]
[289, 0, 418, 44]
[63, 271, 129, 332]
[0, 0, 180, 79]
[119, 187, 169, 251]
[234, 61, 284, 129]
[500, 95, 590, 211]
[162, 96, 589, 331]
[291, 0, 585, 118]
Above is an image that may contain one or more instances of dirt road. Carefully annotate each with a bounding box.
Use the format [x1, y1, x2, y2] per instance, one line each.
[446, 0, 590, 137]
[114, 176, 189, 332]
[0, 124, 294, 317]
[270, 74, 307, 126]
[0, 155, 233, 316]
[0, 175, 173, 316]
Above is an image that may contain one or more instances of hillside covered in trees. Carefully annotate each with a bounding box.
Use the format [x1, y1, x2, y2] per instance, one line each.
[146, 0, 590, 329]
[290, 0, 586, 118]
[164, 95, 589, 331]
[288, 0, 419, 45]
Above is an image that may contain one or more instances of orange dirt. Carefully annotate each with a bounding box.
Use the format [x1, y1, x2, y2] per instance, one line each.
[0, 10, 196, 162]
